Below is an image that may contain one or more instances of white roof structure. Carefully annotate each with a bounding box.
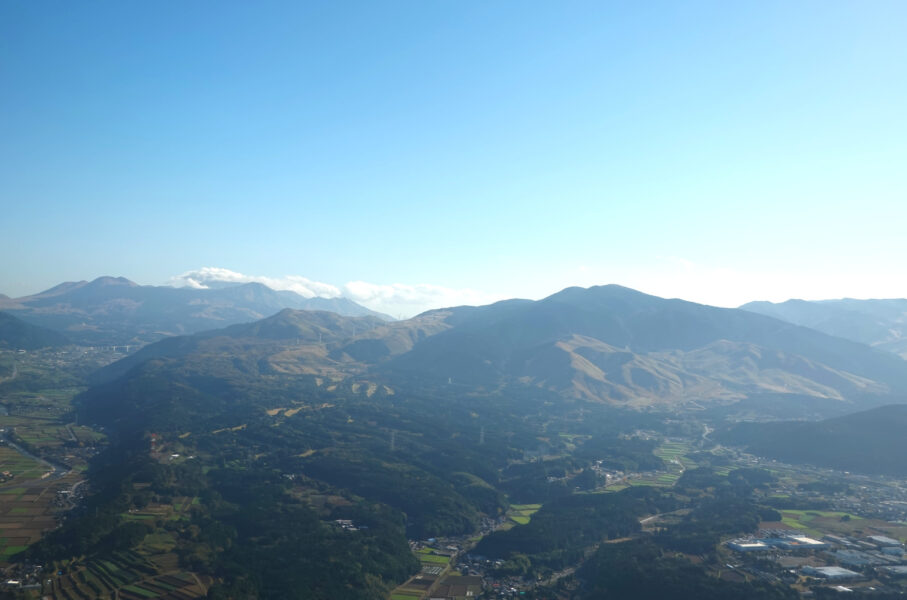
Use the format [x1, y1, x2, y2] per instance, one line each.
[803, 566, 861, 579]
[869, 535, 903, 547]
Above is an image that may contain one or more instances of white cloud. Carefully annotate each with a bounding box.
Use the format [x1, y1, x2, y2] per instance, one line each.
[169, 267, 502, 318]
[168, 261, 907, 319]
[170, 267, 342, 299]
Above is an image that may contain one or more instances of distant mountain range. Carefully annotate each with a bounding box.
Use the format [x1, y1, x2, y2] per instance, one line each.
[0, 276, 392, 345]
[0, 311, 69, 350]
[718, 404, 907, 476]
[741, 298, 907, 359]
[93, 285, 907, 413]
[378, 286, 907, 407]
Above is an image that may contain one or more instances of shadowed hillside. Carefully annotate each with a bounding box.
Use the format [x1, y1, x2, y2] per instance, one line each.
[719, 403, 907, 476]
[0, 311, 69, 350]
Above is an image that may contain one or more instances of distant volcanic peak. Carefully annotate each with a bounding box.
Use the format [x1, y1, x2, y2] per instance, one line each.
[539, 284, 680, 315]
[25, 276, 137, 301]
[545, 284, 642, 301]
[89, 276, 138, 287]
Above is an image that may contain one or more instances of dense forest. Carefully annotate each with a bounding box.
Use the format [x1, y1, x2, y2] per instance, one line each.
[575, 540, 797, 600]
[23, 356, 684, 597]
[719, 404, 907, 476]
[13, 339, 813, 599]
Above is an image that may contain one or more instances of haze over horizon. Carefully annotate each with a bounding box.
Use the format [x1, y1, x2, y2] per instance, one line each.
[3, 1, 906, 316]
[7, 4, 907, 598]
[4, 265, 907, 320]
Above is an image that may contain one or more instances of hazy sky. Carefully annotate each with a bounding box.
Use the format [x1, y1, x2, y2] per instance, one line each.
[2, 1, 906, 316]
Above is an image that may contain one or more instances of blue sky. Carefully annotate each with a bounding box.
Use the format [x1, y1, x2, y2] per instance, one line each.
[2, 1, 906, 316]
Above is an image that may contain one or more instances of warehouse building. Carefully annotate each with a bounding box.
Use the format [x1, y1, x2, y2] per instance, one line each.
[869, 535, 903, 548]
[727, 540, 771, 552]
[802, 566, 862, 580]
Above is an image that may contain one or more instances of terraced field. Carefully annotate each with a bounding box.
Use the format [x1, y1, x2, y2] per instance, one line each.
[45, 551, 209, 599]
[121, 495, 198, 525]
[0, 472, 82, 563]
[389, 547, 453, 599]
[631, 440, 696, 487]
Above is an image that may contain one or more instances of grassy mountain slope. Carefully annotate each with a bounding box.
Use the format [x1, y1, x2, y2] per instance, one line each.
[92, 308, 389, 383]
[381, 285, 907, 407]
[87, 284, 907, 411]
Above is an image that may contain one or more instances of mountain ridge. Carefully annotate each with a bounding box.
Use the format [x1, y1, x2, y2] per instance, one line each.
[1, 276, 392, 345]
[91, 285, 907, 412]
[380, 285, 907, 403]
[741, 297, 907, 359]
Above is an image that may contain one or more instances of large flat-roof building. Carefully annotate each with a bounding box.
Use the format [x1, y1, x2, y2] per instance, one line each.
[777, 536, 827, 550]
[833, 548, 898, 567]
[802, 566, 862, 580]
[728, 541, 770, 552]
[727, 534, 828, 553]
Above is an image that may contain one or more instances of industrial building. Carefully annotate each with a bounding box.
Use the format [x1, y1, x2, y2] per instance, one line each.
[727, 534, 826, 553]
[727, 541, 770, 552]
[833, 549, 897, 567]
[869, 535, 903, 548]
[777, 536, 827, 550]
[802, 566, 862, 580]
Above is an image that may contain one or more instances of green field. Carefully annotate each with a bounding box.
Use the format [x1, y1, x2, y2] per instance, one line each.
[507, 503, 542, 526]
[140, 532, 177, 553]
[123, 584, 159, 598]
[0, 446, 48, 481]
[654, 441, 696, 468]
[629, 440, 695, 488]
[778, 510, 866, 538]
[122, 513, 156, 520]
[417, 552, 450, 565]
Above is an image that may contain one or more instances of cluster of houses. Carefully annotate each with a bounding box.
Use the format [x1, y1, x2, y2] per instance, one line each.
[333, 519, 367, 532]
